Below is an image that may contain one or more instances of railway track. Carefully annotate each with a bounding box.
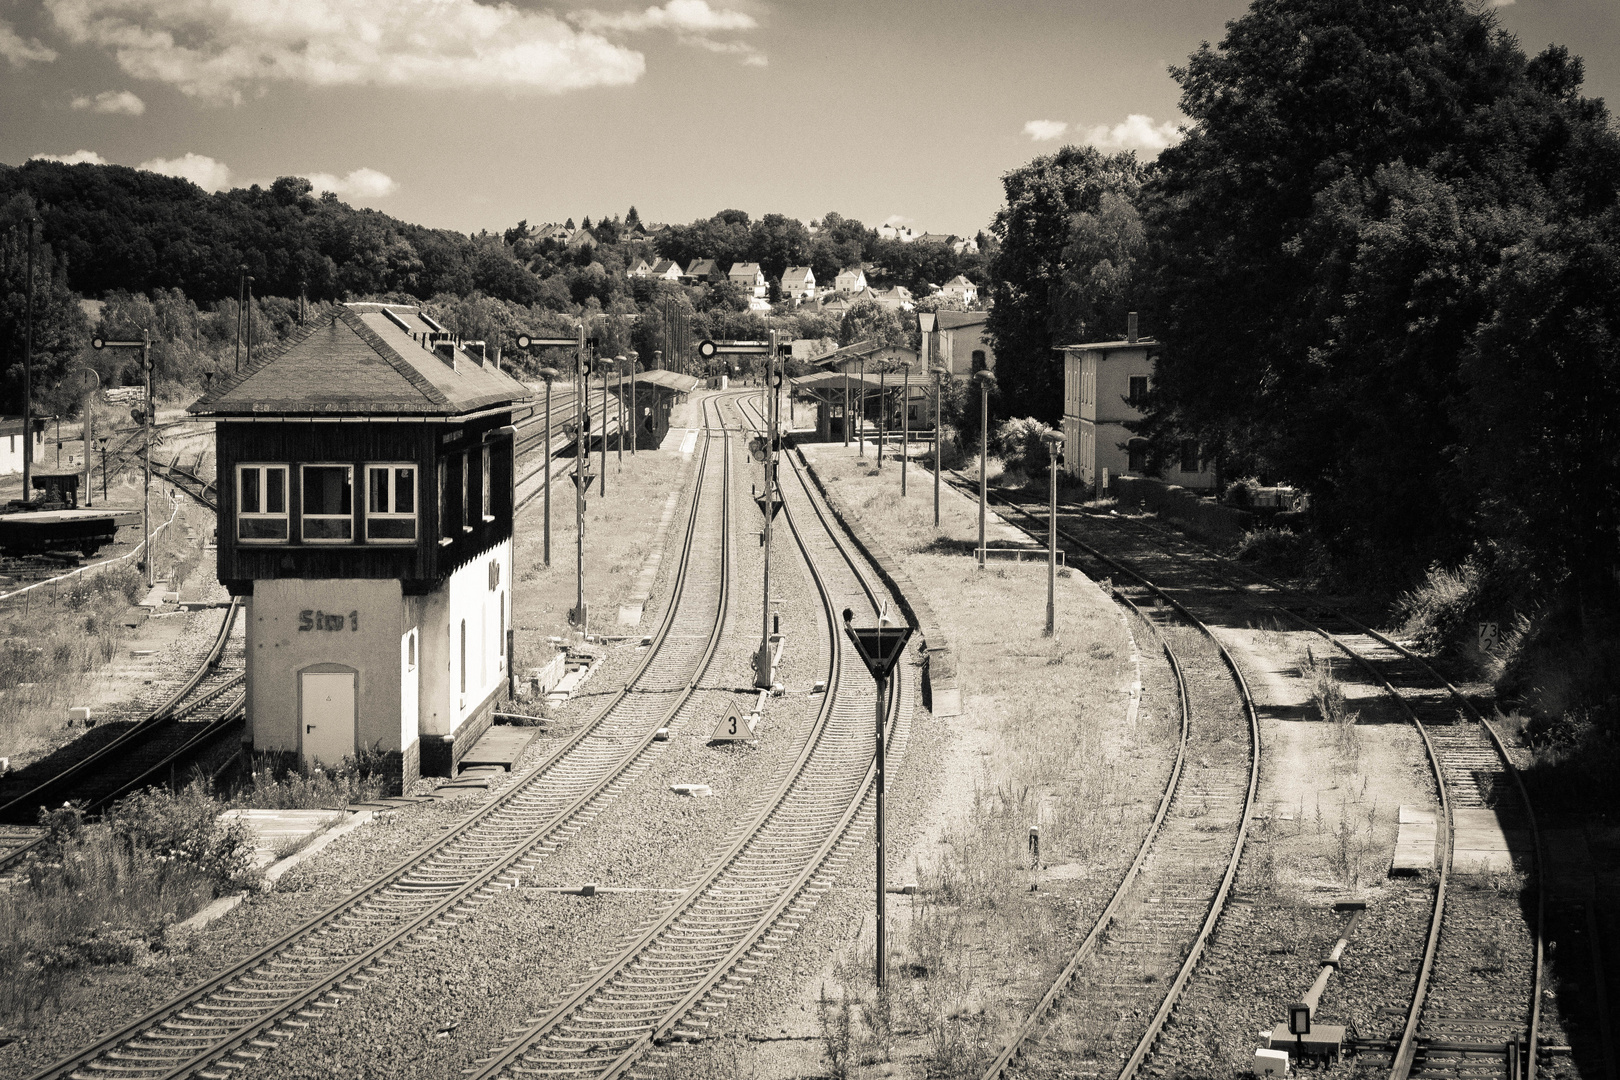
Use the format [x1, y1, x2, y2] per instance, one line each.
[903, 476, 1260, 1080]
[23, 391, 735, 1080]
[953, 475, 1610, 1080]
[459, 389, 913, 1080]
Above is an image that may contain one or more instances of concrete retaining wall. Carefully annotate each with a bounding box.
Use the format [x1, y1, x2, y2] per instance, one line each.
[1114, 475, 1255, 545]
[791, 444, 960, 716]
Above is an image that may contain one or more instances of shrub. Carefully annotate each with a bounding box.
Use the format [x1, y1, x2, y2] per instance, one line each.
[993, 417, 1060, 477]
[1394, 558, 1483, 654]
[1234, 527, 1308, 573]
[106, 781, 258, 892]
[1224, 477, 1262, 508]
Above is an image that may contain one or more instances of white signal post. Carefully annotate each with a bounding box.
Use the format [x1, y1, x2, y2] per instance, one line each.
[974, 370, 996, 571]
[917, 312, 938, 525]
[91, 336, 154, 585]
[1042, 431, 1064, 636]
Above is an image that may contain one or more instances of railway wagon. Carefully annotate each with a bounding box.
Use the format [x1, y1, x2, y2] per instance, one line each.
[188, 302, 531, 792]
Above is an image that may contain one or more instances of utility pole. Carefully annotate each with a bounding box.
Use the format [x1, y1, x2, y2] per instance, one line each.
[615, 356, 625, 472]
[933, 363, 944, 527]
[974, 370, 996, 570]
[540, 367, 558, 566]
[1042, 433, 1064, 636]
[575, 326, 590, 630]
[900, 359, 910, 495]
[22, 218, 36, 504]
[235, 265, 246, 373]
[755, 329, 782, 690]
[599, 357, 609, 496]
[918, 313, 938, 521]
[857, 356, 866, 457]
[143, 340, 152, 585]
[245, 274, 255, 368]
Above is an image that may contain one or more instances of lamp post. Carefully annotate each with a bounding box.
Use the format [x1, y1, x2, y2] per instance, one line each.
[842, 373, 851, 448]
[878, 360, 887, 470]
[932, 361, 946, 527]
[916, 312, 937, 513]
[615, 355, 626, 472]
[575, 330, 591, 629]
[599, 355, 610, 497]
[973, 370, 996, 570]
[91, 336, 154, 585]
[857, 356, 867, 457]
[538, 367, 559, 566]
[900, 358, 914, 495]
[1041, 432, 1064, 636]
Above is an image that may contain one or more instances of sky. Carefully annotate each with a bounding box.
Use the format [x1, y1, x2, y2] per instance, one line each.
[3, 0, 1618, 240]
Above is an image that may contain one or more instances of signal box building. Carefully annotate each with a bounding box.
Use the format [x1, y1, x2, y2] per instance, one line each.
[189, 303, 532, 790]
[1061, 331, 1216, 496]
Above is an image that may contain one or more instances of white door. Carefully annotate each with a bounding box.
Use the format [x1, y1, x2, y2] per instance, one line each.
[301, 670, 355, 769]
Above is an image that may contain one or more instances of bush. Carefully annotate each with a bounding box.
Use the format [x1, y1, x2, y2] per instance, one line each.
[1234, 527, 1309, 574]
[993, 417, 1059, 477]
[106, 781, 258, 892]
[1394, 558, 1483, 654]
[1224, 477, 1262, 508]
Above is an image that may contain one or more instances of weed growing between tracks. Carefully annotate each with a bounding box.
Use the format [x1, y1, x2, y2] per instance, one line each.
[798, 443, 1168, 1076]
[0, 783, 258, 1028]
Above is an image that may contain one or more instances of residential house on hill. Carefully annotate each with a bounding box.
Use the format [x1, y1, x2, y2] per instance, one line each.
[873, 286, 915, 312]
[683, 258, 720, 283]
[940, 275, 978, 304]
[628, 259, 653, 278]
[650, 259, 683, 281]
[781, 266, 816, 301]
[834, 266, 867, 294]
[878, 224, 916, 243]
[566, 229, 597, 252]
[933, 310, 994, 379]
[915, 232, 954, 246]
[728, 262, 767, 298]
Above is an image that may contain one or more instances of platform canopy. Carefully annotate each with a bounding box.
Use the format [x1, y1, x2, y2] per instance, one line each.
[623, 370, 702, 394]
[188, 304, 532, 418]
[791, 371, 886, 398]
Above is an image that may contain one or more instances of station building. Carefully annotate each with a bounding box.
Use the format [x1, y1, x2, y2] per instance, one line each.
[189, 303, 532, 790]
[1061, 324, 1217, 496]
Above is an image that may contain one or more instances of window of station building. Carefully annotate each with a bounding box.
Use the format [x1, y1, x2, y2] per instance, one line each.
[481, 445, 494, 522]
[301, 465, 353, 542]
[1128, 439, 1150, 474]
[237, 464, 289, 542]
[366, 465, 417, 542]
[1180, 439, 1201, 474]
[1128, 376, 1149, 406]
[460, 451, 473, 534]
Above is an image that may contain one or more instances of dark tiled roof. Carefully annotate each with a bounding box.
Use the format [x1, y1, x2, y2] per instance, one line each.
[188, 306, 531, 417]
[936, 310, 988, 330]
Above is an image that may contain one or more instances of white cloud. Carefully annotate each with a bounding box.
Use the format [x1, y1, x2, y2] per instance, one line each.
[0, 18, 57, 66]
[1081, 114, 1183, 154]
[1022, 119, 1069, 142]
[574, 0, 756, 33]
[138, 152, 232, 191]
[571, 0, 763, 67]
[1487, 0, 1515, 6]
[71, 89, 146, 114]
[30, 149, 108, 164]
[304, 167, 397, 199]
[43, 0, 645, 103]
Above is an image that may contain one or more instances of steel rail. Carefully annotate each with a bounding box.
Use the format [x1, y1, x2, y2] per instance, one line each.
[88, 692, 248, 813]
[1036, 498, 1556, 1080]
[977, 586, 1191, 1079]
[25, 401, 734, 1080]
[464, 389, 903, 1080]
[0, 596, 242, 825]
[946, 475, 1260, 1080]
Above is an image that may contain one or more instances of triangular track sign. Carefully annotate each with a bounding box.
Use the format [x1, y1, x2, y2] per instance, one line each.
[570, 470, 597, 494]
[710, 701, 755, 743]
[754, 490, 784, 521]
[844, 625, 913, 681]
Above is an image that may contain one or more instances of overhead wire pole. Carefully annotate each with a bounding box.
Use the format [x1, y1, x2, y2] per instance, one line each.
[575, 325, 589, 631]
[22, 218, 35, 505]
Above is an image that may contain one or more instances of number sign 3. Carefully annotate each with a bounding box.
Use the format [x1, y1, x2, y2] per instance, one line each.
[300, 610, 359, 632]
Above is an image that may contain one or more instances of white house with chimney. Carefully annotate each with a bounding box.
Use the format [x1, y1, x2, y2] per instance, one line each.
[834, 266, 867, 294]
[780, 266, 816, 301]
[940, 274, 978, 304]
[728, 262, 767, 298]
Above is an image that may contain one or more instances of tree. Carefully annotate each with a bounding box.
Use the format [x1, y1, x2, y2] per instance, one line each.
[0, 212, 91, 417]
[838, 299, 906, 349]
[1143, 0, 1620, 582]
[1054, 190, 1143, 344]
[986, 146, 1145, 424]
[625, 205, 641, 228]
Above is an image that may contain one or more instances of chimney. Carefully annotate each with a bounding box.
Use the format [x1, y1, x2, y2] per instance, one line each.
[1127, 312, 1139, 344]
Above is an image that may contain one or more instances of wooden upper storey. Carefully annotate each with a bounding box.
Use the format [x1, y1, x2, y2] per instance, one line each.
[189, 304, 531, 594]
